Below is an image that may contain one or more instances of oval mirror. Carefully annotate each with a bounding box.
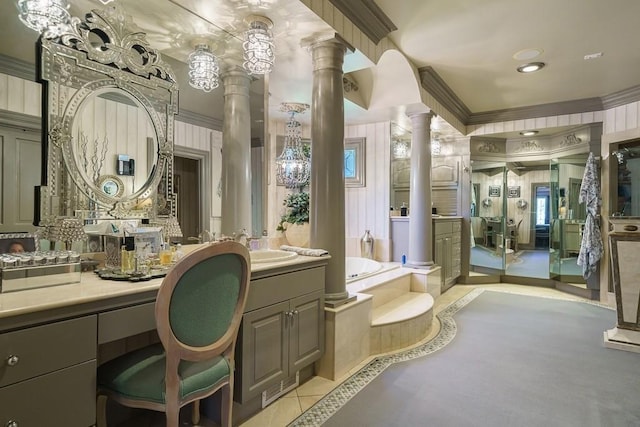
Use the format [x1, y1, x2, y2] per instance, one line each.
[71, 87, 159, 202]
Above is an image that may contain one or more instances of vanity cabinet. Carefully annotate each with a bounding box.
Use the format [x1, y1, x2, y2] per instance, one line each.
[433, 218, 462, 291]
[0, 315, 97, 427]
[235, 266, 325, 404]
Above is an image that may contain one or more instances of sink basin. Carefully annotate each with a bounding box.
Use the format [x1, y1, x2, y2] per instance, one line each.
[250, 250, 298, 263]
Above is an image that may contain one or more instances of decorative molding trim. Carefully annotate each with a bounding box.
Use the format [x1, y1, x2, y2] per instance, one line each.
[601, 84, 640, 110]
[514, 140, 544, 153]
[418, 66, 471, 126]
[0, 109, 41, 132]
[343, 75, 359, 92]
[328, 0, 397, 44]
[468, 98, 604, 125]
[559, 133, 582, 147]
[477, 141, 500, 153]
[175, 109, 223, 131]
[0, 53, 37, 82]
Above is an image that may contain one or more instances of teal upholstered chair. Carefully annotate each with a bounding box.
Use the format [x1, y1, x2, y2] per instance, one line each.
[96, 241, 251, 427]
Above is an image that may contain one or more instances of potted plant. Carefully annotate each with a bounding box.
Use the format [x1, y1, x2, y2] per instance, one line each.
[277, 191, 310, 247]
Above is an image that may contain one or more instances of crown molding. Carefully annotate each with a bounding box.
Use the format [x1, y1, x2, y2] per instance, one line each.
[601, 84, 640, 110]
[175, 109, 223, 131]
[467, 97, 604, 125]
[418, 66, 471, 126]
[328, 0, 397, 44]
[0, 53, 36, 82]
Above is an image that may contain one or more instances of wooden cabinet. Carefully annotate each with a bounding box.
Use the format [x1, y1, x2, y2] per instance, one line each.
[0, 315, 97, 427]
[433, 218, 461, 291]
[235, 267, 325, 404]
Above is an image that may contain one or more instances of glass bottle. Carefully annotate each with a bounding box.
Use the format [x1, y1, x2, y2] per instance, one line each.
[360, 230, 374, 259]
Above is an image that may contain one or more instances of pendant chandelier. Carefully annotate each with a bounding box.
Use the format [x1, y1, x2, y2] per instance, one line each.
[188, 43, 219, 92]
[276, 103, 310, 189]
[243, 15, 275, 75]
[17, 0, 70, 35]
[392, 138, 410, 159]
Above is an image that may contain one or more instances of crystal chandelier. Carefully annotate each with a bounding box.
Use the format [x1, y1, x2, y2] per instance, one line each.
[243, 15, 275, 75]
[392, 138, 410, 159]
[276, 103, 310, 189]
[17, 0, 70, 35]
[188, 43, 219, 92]
[431, 135, 442, 155]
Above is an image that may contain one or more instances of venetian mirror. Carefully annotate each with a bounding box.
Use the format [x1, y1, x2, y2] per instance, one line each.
[37, 5, 177, 225]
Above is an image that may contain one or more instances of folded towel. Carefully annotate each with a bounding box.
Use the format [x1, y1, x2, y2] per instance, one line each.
[280, 245, 329, 257]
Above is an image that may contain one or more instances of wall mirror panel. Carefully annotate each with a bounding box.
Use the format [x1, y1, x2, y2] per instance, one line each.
[37, 5, 178, 225]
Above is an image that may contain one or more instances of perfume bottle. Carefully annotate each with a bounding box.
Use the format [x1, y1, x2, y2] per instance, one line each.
[159, 243, 173, 266]
[120, 245, 135, 274]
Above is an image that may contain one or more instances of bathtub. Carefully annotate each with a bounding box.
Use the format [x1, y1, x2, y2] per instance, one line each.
[345, 257, 383, 282]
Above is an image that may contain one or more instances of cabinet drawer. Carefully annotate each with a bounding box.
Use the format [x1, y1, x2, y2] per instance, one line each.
[0, 315, 96, 387]
[98, 302, 156, 344]
[434, 221, 453, 235]
[0, 359, 96, 427]
[245, 267, 325, 313]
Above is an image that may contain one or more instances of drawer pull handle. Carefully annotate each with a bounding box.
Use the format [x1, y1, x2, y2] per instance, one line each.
[6, 355, 19, 366]
[6, 421, 19, 427]
[623, 225, 638, 232]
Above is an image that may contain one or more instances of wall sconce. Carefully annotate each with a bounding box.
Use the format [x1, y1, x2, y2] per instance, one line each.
[243, 15, 275, 75]
[188, 43, 219, 92]
[18, 0, 70, 36]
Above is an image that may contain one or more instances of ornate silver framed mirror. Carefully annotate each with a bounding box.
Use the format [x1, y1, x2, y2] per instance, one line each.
[36, 5, 178, 225]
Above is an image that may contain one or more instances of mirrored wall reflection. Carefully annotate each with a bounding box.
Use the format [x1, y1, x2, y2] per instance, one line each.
[470, 161, 507, 272]
[549, 153, 590, 283]
[613, 142, 640, 217]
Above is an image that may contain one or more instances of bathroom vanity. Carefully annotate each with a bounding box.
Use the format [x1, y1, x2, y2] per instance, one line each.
[0, 254, 328, 426]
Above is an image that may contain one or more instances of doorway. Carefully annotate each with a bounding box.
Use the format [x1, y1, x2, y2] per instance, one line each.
[531, 184, 550, 249]
[173, 156, 200, 244]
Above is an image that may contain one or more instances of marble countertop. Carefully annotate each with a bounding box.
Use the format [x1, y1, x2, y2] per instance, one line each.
[0, 253, 329, 319]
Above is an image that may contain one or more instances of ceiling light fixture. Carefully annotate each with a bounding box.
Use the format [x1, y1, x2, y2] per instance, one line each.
[520, 130, 539, 136]
[276, 103, 310, 189]
[517, 62, 545, 73]
[17, 0, 70, 35]
[392, 138, 410, 159]
[243, 15, 275, 75]
[188, 43, 219, 92]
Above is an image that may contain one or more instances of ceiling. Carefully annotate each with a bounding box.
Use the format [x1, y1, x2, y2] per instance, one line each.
[3, 0, 640, 141]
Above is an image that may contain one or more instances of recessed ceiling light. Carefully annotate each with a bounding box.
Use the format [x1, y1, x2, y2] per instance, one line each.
[520, 130, 538, 136]
[513, 48, 543, 61]
[517, 62, 545, 73]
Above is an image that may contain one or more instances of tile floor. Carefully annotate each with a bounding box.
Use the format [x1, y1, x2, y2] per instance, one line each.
[118, 283, 601, 427]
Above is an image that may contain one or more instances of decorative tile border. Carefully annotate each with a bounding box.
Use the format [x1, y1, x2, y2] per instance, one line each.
[288, 288, 484, 426]
[288, 288, 613, 426]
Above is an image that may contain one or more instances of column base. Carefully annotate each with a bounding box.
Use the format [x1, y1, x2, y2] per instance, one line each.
[404, 260, 435, 270]
[324, 293, 357, 308]
[603, 327, 640, 353]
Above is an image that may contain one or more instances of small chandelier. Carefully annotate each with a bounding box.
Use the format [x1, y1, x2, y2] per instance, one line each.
[431, 131, 442, 155]
[276, 103, 310, 189]
[392, 138, 410, 159]
[18, 0, 70, 35]
[243, 15, 275, 75]
[188, 43, 219, 92]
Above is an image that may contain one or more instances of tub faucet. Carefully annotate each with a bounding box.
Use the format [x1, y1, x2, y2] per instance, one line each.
[234, 229, 249, 246]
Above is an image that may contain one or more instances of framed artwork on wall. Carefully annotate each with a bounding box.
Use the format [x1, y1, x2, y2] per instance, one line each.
[345, 137, 366, 187]
[489, 185, 501, 197]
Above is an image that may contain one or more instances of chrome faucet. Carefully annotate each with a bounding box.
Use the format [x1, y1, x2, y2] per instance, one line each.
[234, 229, 249, 246]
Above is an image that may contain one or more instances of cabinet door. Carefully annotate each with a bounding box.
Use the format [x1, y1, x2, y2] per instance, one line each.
[434, 236, 446, 286]
[239, 301, 289, 401]
[444, 237, 453, 282]
[289, 290, 324, 373]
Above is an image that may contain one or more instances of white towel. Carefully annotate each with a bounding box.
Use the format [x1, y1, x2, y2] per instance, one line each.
[280, 245, 329, 257]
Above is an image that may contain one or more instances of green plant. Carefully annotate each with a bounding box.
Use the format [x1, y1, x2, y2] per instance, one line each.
[277, 191, 309, 231]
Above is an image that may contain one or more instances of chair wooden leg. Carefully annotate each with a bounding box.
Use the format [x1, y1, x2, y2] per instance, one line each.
[221, 383, 232, 427]
[165, 401, 180, 427]
[96, 394, 108, 427]
[191, 399, 201, 425]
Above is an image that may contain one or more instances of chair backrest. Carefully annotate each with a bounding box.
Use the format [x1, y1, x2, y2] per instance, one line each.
[155, 241, 251, 363]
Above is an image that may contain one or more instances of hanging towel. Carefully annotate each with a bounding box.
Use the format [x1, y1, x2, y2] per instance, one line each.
[280, 245, 329, 257]
[577, 152, 603, 279]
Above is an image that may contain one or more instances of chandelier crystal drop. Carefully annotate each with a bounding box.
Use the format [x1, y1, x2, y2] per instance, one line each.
[18, 0, 71, 36]
[276, 103, 311, 189]
[243, 16, 275, 75]
[188, 44, 219, 92]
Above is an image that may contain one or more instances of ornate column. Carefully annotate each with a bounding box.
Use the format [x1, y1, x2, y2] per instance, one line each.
[308, 36, 352, 306]
[220, 66, 252, 236]
[406, 111, 435, 268]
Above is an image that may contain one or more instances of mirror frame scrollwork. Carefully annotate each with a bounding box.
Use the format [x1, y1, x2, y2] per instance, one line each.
[37, 5, 178, 224]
